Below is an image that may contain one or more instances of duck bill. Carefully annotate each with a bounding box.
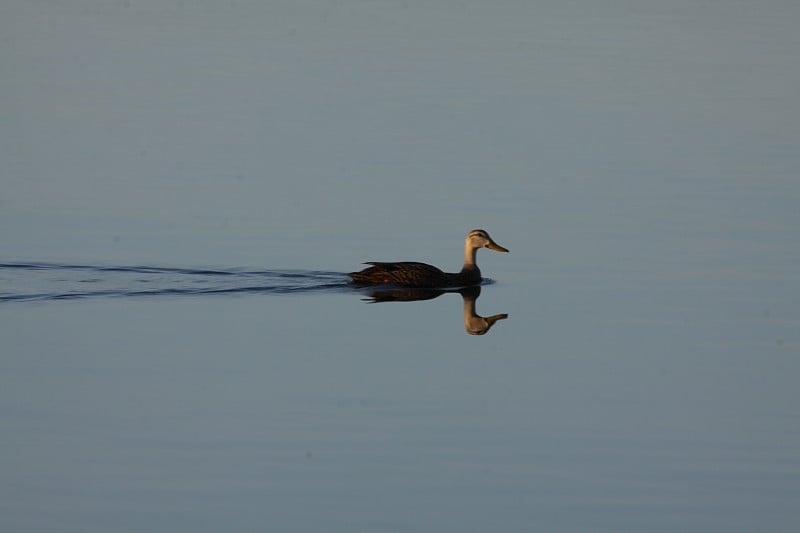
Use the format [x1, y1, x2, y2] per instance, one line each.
[486, 313, 509, 325]
[487, 241, 509, 253]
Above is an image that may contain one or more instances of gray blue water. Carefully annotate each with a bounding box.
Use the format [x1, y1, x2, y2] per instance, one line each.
[0, 262, 349, 302]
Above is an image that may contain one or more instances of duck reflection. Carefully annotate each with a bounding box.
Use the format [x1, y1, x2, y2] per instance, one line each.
[362, 285, 508, 336]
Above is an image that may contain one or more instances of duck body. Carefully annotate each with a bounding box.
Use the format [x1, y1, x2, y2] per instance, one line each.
[348, 229, 508, 289]
[349, 261, 481, 288]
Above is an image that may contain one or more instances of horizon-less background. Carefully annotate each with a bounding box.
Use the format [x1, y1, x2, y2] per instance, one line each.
[2, 1, 799, 531]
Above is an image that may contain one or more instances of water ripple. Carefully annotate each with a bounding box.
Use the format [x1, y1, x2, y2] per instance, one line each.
[0, 262, 351, 302]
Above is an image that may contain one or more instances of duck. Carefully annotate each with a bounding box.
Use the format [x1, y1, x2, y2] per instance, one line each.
[348, 229, 509, 288]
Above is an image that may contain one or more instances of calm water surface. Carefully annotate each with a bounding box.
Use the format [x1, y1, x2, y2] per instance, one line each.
[2, 1, 799, 531]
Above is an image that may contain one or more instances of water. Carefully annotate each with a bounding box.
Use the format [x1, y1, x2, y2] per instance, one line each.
[2, 0, 800, 531]
[0, 262, 348, 302]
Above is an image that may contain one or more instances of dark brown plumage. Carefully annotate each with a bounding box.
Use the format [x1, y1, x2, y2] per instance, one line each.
[348, 261, 480, 288]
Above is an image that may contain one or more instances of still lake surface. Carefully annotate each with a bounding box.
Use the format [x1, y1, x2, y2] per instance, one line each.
[2, 1, 799, 531]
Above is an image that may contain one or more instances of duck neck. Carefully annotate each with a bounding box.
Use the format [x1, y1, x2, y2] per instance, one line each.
[462, 293, 484, 334]
[461, 244, 480, 274]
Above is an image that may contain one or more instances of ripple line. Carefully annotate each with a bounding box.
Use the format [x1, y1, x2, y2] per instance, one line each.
[0, 262, 351, 302]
